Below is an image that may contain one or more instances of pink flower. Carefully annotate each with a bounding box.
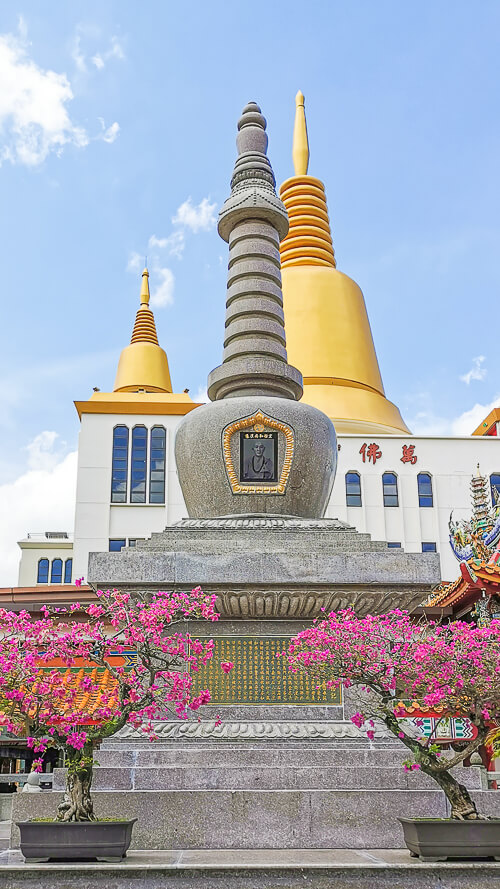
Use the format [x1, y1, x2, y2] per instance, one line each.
[366, 730, 375, 741]
[220, 662, 234, 674]
[75, 577, 84, 587]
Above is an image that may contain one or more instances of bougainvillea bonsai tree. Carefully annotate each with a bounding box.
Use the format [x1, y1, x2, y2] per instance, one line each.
[0, 586, 231, 821]
[287, 609, 500, 819]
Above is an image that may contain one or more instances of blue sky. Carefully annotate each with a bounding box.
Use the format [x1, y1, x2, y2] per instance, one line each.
[0, 1, 499, 580]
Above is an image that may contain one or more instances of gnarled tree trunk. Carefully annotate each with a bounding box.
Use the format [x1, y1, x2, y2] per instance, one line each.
[425, 764, 480, 820]
[57, 746, 95, 822]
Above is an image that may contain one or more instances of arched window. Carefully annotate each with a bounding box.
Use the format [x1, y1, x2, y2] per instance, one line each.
[50, 558, 63, 583]
[491, 474, 500, 506]
[345, 471, 362, 507]
[37, 558, 49, 584]
[130, 426, 148, 503]
[418, 473, 433, 507]
[111, 425, 129, 503]
[64, 558, 73, 584]
[150, 426, 166, 503]
[382, 472, 399, 507]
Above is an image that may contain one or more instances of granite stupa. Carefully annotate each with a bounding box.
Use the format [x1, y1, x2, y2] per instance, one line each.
[175, 101, 337, 520]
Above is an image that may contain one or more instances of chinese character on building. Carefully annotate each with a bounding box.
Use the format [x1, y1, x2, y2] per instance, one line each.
[359, 442, 382, 464]
[401, 444, 417, 465]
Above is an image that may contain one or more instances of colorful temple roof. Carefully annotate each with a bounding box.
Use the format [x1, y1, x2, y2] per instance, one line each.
[426, 558, 500, 610]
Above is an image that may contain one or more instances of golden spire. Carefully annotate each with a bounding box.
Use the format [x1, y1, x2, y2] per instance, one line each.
[292, 91, 309, 175]
[280, 93, 336, 269]
[278, 92, 410, 435]
[130, 269, 159, 345]
[113, 269, 172, 393]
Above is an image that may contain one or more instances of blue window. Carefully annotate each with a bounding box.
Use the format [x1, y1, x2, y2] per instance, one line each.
[418, 473, 433, 508]
[150, 426, 166, 503]
[382, 472, 399, 507]
[37, 558, 49, 583]
[111, 426, 129, 503]
[64, 558, 73, 584]
[109, 539, 126, 552]
[490, 474, 500, 506]
[130, 426, 147, 503]
[422, 542, 437, 553]
[50, 558, 63, 583]
[387, 542, 401, 548]
[345, 471, 361, 507]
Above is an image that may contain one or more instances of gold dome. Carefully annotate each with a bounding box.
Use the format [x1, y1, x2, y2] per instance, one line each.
[113, 269, 173, 394]
[279, 93, 409, 435]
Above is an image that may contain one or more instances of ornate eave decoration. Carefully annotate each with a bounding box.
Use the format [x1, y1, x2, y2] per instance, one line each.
[222, 410, 294, 495]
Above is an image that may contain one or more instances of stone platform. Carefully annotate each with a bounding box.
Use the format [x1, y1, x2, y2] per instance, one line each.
[1, 848, 500, 889]
[88, 515, 440, 618]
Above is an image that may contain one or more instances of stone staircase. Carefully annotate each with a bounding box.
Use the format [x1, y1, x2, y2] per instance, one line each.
[52, 744, 484, 793]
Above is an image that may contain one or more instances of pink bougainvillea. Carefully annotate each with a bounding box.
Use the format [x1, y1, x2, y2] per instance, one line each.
[287, 609, 500, 820]
[0, 586, 223, 821]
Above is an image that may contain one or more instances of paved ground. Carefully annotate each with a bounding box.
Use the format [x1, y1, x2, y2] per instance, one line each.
[0, 847, 500, 888]
[2, 847, 500, 868]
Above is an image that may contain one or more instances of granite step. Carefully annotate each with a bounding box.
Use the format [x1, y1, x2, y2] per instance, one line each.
[54, 764, 483, 792]
[94, 745, 464, 770]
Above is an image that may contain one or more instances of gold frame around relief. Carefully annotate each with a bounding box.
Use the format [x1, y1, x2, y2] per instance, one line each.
[223, 410, 294, 495]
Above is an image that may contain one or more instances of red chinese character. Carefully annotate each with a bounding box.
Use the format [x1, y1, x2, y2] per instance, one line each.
[401, 444, 417, 465]
[360, 442, 382, 464]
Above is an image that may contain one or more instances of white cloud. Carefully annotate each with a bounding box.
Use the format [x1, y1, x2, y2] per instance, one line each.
[127, 251, 142, 273]
[451, 394, 500, 436]
[193, 386, 208, 403]
[150, 267, 175, 307]
[128, 196, 216, 305]
[25, 431, 66, 471]
[0, 435, 77, 586]
[148, 231, 185, 259]
[91, 54, 105, 70]
[408, 392, 500, 436]
[72, 29, 125, 74]
[460, 355, 487, 385]
[172, 197, 217, 233]
[0, 24, 88, 166]
[71, 34, 87, 72]
[98, 119, 120, 144]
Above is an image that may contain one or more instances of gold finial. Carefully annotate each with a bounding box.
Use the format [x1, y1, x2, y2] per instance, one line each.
[140, 267, 150, 306]
[292, 90, 309, 175]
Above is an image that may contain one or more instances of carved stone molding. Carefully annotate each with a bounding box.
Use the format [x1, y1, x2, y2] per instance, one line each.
[115, 720, 392, 741]
[214, 588, 424, 619]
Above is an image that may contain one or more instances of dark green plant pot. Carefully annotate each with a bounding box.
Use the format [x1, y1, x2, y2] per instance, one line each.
[17, 818, 137, 862]
[399, 817, 500, 861]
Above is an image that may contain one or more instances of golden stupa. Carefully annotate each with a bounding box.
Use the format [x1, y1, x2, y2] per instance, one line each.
[113, 268, 173, 394]
[279, 92, 409, 434]
[75, 269, 197, 419]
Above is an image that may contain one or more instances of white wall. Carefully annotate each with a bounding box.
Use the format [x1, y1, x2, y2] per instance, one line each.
[328, 434, 500, 580]
[18, 408, 500, 586]
[18, 542, 73, 586]
[72, 413, 185, 580]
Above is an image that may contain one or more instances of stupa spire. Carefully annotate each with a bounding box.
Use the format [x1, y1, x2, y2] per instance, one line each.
[280, 92, 335, 269]
[113, 268, 172, 393]
[292, 90, 309, 176]
[278, 91, 410, 434]
[207, 102, 303, 402]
